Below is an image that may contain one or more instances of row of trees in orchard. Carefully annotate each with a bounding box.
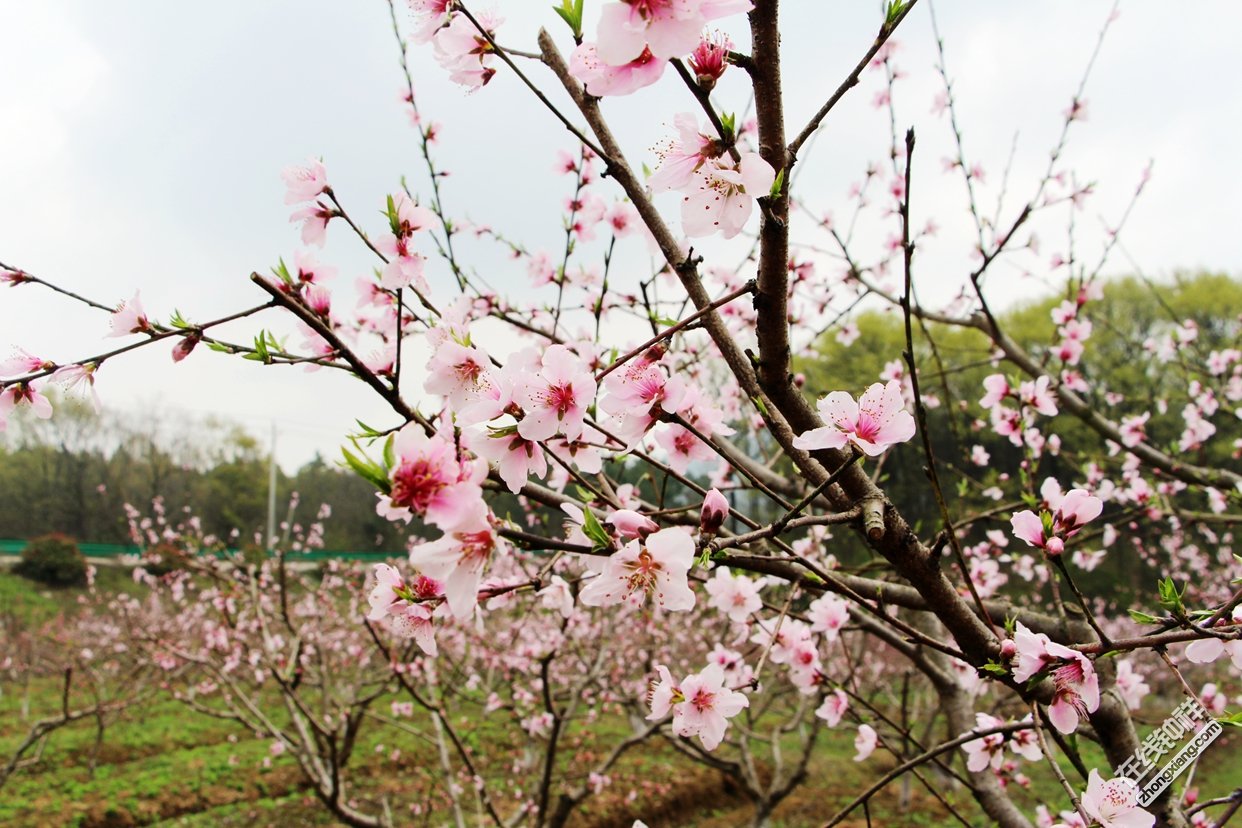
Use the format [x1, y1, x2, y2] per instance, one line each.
[0, 405, 405, 550]
[2, 1, 1240, 826]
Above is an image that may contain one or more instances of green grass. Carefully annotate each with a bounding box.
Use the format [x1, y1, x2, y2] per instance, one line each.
[2, 569, 1240, 827]
[0, 564, 142, 625]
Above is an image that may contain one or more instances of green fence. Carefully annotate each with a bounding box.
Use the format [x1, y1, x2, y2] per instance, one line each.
[0, 538, 396, 563]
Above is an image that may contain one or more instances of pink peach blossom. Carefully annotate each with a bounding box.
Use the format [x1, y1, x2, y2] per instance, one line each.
[793, 380, 916, 456]
[579, 527, 696, 611]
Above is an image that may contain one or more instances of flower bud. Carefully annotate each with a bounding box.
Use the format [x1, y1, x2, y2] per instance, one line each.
[700, 488, 729, 535]
[1045, 536, 1065, 556]
[607, 509, 659, 540]
[1000, 639, 1017, 660]
[689, 31, 731, 91]
[172, 334, 201, 363]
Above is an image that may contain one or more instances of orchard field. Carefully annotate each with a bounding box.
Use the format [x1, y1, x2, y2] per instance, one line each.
[4, 566, 1240, 828]
[3, 1, 1242, 827]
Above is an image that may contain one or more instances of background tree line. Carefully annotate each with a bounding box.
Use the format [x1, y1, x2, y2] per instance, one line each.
[0, 405, 406, 551]
[1, 271, 1236, 571]
[795, 270, 1242, 602]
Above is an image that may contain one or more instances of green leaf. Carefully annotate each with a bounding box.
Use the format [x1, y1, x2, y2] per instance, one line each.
[341, 446, 391, 493]
[1156, 577, 1186, 616]
[271, 258, 293, 286]
[981, 662, 1009, 676]
[885, 0, 910, 28]
[551, 0, 584, 39]
[769, 168, 786, 198]
[1040, 510, 1056, 537]
[1218, 711, 1242, 728]
[1128, 609, 1161, 625]
[386, 193, 400, 236]
[382, 433, 396, 473]
[580, 507, 612, 551]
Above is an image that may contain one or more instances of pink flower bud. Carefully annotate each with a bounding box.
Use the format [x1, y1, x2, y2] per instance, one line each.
[700, 488, 729, 535]
[1000, 639, 1017, 660]
[1044, 536, 1065, 556]
[688, 31, 732, 90]
[172, 334, 201, 363]
[607, 509, 659, 540]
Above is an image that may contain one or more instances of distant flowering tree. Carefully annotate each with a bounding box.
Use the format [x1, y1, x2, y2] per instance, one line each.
[3, 1, 1241, 826]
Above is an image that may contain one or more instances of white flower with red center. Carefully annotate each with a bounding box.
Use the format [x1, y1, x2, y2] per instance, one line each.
[647, 664, 682, 719]
[600, 350, 687, 445]
[473, 428, 547, 494]
[1010, 488, 1103, 556]
[51, 363, 101, 414]
[579, 527, 696, 611]
[1185, 606, 1242, 669]
[1113, 659, 1150, 711]
[1080, 770, 1155, 828]
[706, 643, 752, 685]
[537, 575, 575, 618]
[432, 11, 501, 88]
[1008, 719, 1043, 762]
[793, 380, 917, 456]
[0, 348, 52, 378]
[517, 345, 596, 442]
[654, 386, 734, 473]
[377, 193, 436, 293]
[815, 689, 849, 727]
[674, 664, 749, 749]
[786, 640, 822, 691]
[546, 432, 604, 475]
[281, 158, 328, 204]
[366, 565, 441, 655]
[292, 250, 336, 285]
[806, 594, 850, 641]
[1009, 622, 1099, 734]
[703, 567, 761, 623]
[290, 204, 333, 247]
[0, 382, 53, 430]
[649, 113, 718, 192]
[108, 291, 153, 338]
[383, 426, 487, 531]
[647, 663, 749, 750]
[681, 153, 775, 239]
[595, 0, 752, 67]
[961, 712, 1007, 772]
[653, 422, 714, 474]
[407, 0, 452, 44]
[410, 516, 505, 618]
[425, 340, 491, 409]
[1119, 412, 1150, 447]
[1018, 375, 1059, 417]
[853, 724, 878, 761]
[749, 618, 812, 665]
[980, 374, 1011, 409]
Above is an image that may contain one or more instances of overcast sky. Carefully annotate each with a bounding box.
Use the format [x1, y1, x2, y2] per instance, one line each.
[2, 1, 1239, 469]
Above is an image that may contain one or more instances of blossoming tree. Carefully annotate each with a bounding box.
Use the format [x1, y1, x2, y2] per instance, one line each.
[3, 1, 1241, 826]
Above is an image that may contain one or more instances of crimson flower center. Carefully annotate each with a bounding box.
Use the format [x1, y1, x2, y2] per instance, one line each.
[852, 412, 881, 442]
[391, 459, 446, 513]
